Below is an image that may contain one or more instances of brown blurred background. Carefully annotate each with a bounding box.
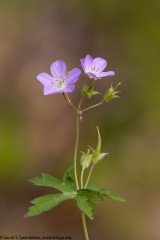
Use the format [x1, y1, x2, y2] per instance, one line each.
[0, 0, 160, 239]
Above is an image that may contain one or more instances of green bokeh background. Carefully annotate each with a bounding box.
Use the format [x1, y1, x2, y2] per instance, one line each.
[0, 0, 160, 239]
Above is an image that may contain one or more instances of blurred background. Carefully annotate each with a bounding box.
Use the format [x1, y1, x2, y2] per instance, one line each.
[0, 0, 160, 239]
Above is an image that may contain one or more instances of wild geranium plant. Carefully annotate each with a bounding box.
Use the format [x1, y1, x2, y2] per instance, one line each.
[26, 54, 125, 240]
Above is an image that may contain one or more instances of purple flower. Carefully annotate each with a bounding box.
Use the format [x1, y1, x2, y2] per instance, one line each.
[37, 60, 81, 95]
[80, 54, 115, 79]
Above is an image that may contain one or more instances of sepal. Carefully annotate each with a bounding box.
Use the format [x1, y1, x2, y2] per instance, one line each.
[103, 83, 121, 103]
[82, 82, 99, 99]
[80, 149, 92, 169]
[91, 127, 108, 164]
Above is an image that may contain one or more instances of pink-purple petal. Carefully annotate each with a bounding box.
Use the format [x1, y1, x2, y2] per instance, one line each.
[80, 59, 85, 71]
[96, 71, 115, 78]
[66, 68, 81, 84]
[83, 55, 93, 72]
[50, 60, 66, 78]
[43, 87, 59, 95]
[64, 84, 75, 93]
[37, 73, 54, 88]
[93, 58, 107, 72]
[87, 72, 97, 78]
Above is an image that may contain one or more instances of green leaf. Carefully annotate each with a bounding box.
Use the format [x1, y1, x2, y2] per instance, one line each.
[99, 189, 110, 195]
[87, 182, 125, 202]
[63, 165, 74, 182]
[77, 189, 103, 201]
[28, 173, 72, 193]
[87, 182, 102, 191]
[87, 182, 110, 195]
[65, 177, 76, 191]
[63, 165, 76, 191]
[26, 193, 75, 217]
[76, 195, 96, 220]
[101, 192, 126, 202]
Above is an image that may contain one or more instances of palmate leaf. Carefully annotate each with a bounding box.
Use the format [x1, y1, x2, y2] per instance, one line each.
[77, 189, 103, 201]
[28, 173, 73, 193]
[26, 166, 77, 217]
[87, 182, 110, 194]
[25, 192, 76, 217]
[76, 195, 96, 220]
[101, 192, 126, 202]
[76, 189, 103, 220]
[63, 165, 76, 191]
[26, 167, 125, 219]
[87, 182, 126, 202]
[63, 165, 74, 182]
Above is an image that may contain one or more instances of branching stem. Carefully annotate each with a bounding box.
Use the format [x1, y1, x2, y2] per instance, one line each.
[63, 93, 77, 113]
[82, 101, 104, 113]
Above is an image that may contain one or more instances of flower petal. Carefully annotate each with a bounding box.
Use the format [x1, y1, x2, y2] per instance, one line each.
[37, 73, 54, 88]
[50, 60, 66, 78]
[96, 71, 115, 78]
[43, 87, 59, 95]
[80, 59, 85, 71]
[87, 72, 97, 78]
[83, 55, 93, 72]
[93, 58, 107, 72]
[64, 84, 75, 93]
[66, 68, 81, 84]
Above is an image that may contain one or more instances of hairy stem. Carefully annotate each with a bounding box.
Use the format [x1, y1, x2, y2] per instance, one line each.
[80, 167, 85, 189]
[63, 93, 77, 113]
[74, 114, 80, 190]
[84, 163, 95, 188]
[82, 212, 89, 240]
[82, 101, 104, 113]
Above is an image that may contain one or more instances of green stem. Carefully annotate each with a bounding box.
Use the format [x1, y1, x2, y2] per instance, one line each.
[78, 95, 85, 112]
[82, 101, 104, 113]
[84, 163, 95, 188]
[82, 212, 89, 240]
[74, 114, 80, 190]
[81, 167, 85, 189]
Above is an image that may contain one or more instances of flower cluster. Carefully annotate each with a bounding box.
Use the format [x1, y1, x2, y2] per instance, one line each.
[37, 54, 115, 95]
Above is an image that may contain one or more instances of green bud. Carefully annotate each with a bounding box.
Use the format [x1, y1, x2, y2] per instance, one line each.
[103, 83, 121, 103]
[80, 149, 92, 169]
[92, 127, 108, 164]
[82, 82, 99, 99]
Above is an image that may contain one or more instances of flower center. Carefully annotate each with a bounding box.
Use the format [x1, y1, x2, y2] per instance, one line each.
[90, 66, 99, 74]
[56, 77, 66, 89]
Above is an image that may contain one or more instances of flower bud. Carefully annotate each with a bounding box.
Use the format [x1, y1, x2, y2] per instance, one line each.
[103, 83, 121, 103]
[80, 149, 92, 169]
[82, 83, 99, 99]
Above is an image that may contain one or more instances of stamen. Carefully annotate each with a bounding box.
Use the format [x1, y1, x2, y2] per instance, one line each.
[56, 77, 66, 89]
